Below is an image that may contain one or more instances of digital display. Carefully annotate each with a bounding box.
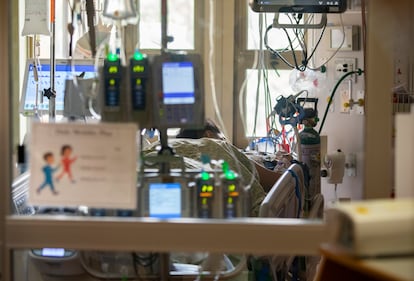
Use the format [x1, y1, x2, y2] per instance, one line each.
[133, 65, 145, 73]
[21, 62, 96, 114]
[149, 183, 181, 219]
[200, 184, 214, 198]
[41, 248, 65, 257]
[252, 0, 346, 13]
[162, 62, 195, 105]
[108, 65, 119, 73]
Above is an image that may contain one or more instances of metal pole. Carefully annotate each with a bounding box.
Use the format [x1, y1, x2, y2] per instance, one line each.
[161, 0, 168, 53]
[49, 0, 56, 120]
[0, 0, 12, 277]
[159, 253, 170, 281]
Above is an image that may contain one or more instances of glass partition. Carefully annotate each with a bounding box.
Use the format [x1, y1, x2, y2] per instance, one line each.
[4, 1, 411, 280]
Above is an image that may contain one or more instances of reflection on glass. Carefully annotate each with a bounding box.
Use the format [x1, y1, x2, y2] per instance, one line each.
[139, 0, 194, 50]
[247, 4, 303, 51]
[245, 69, 294, 136]
[37, 0, 68, 58]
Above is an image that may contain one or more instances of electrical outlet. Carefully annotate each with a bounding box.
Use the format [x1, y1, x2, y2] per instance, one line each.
[334, 58, 357, 81]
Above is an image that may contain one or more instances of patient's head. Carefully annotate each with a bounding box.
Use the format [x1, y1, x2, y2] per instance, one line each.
[176, 119, 224, 140]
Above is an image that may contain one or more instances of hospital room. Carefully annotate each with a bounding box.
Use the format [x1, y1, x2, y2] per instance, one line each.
[0, 0, 413, 280]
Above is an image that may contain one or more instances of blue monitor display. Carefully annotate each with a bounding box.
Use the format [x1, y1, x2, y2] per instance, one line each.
[41, 248, 65, 257]
[149, 183, 181, 219]
[20, 59, 96, 115]
[162, 62, 195, 105]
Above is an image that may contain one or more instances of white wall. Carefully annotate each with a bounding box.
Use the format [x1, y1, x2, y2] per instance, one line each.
[310, 12, 365, 204]
[395, 106, 414, 198]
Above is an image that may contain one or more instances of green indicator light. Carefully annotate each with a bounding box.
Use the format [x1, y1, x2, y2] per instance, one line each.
[201, 172, 210, 181]
[207, 185, 214, 192]
[133, 65, 145, 73]
[108, 66, 118, 73]
[107, 53, 118, 62]
[222, 162, 229, 173]
[225, 171, 236, 181]
[133, 51, 144, 61]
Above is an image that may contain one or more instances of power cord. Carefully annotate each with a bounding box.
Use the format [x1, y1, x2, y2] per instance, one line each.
[265, 15, 327, 72]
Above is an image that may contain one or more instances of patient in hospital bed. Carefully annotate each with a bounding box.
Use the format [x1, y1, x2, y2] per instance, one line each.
[143, 119, 282, 217]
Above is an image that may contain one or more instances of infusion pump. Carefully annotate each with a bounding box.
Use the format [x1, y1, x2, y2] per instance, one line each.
[99, 51, 204, 131]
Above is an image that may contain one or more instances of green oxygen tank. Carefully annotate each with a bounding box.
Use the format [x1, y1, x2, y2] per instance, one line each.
[299, 112, 321, 212]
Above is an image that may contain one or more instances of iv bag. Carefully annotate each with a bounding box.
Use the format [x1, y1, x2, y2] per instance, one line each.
[103, 0, 136, 20]
[289, 68, 326, 95]
[21, 0, 50, 36]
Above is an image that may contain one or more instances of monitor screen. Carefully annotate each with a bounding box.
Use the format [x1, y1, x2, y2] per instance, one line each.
[41, 248, 66, 257]
[20, 60, 96, 115]
[251, 0, 346, 13]
[149, 183, 181, 219]
[162, 62, 195, 105]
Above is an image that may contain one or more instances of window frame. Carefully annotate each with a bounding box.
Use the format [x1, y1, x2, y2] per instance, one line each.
[137, 0, 204, 55]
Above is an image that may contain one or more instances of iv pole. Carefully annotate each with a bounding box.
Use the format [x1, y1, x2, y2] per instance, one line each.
[158, 0, 172, 160]
[161, 0, 168, 54]
[49, 0, 56, 120]
[159, 2, 172, 281]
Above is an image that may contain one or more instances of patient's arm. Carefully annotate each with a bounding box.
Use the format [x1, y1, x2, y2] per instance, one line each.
[253, 161, 282, 193]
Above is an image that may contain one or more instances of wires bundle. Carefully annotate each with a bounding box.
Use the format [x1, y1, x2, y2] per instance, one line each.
[132, 252, 159, 275]
[264, 13, 326, 72]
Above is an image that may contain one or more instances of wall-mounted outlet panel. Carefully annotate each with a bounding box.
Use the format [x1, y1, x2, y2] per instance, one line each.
[334, 58, 357, 81]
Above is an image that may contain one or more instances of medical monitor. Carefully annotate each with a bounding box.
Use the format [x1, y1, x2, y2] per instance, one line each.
[152, 54, 204, 129]
[162, 62, 195, 105]
[149, 182, 182, 219]
[31, 248, 76, 258]
[20, 59, 96, 116]
[250, 0, 347, 13]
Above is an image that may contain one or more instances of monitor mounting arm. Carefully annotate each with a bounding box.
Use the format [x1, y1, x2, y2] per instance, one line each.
[273, 13, 327, 29]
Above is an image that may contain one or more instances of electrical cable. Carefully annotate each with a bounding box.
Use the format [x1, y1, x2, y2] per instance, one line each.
[287, 169, 302, 217]
[33, 36, 46, 120]
[293, 126, 301, 161]
[265, 13, 327, 72]
[334, 184, 338, 203]
[208, 0, 228, 138]
[305, 23, 326, 68]
[268, 12, 344, 71]
[281, 27, 303, 71]
[239, 0, 262, 136]
[134, 1, 141, 51]
[252, 13, 265, 137]
[265, 24, 296, 69]
[318, 69, 364, 134]
[361, 0, 367, 83]
[238, 50, 258, 135]
[308, 14, 346, 70]
[208, 0, 257, 192]
[289, 14, 307, 57]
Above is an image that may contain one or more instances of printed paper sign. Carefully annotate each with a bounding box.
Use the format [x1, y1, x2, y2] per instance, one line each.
[29, 122, 138, 209]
